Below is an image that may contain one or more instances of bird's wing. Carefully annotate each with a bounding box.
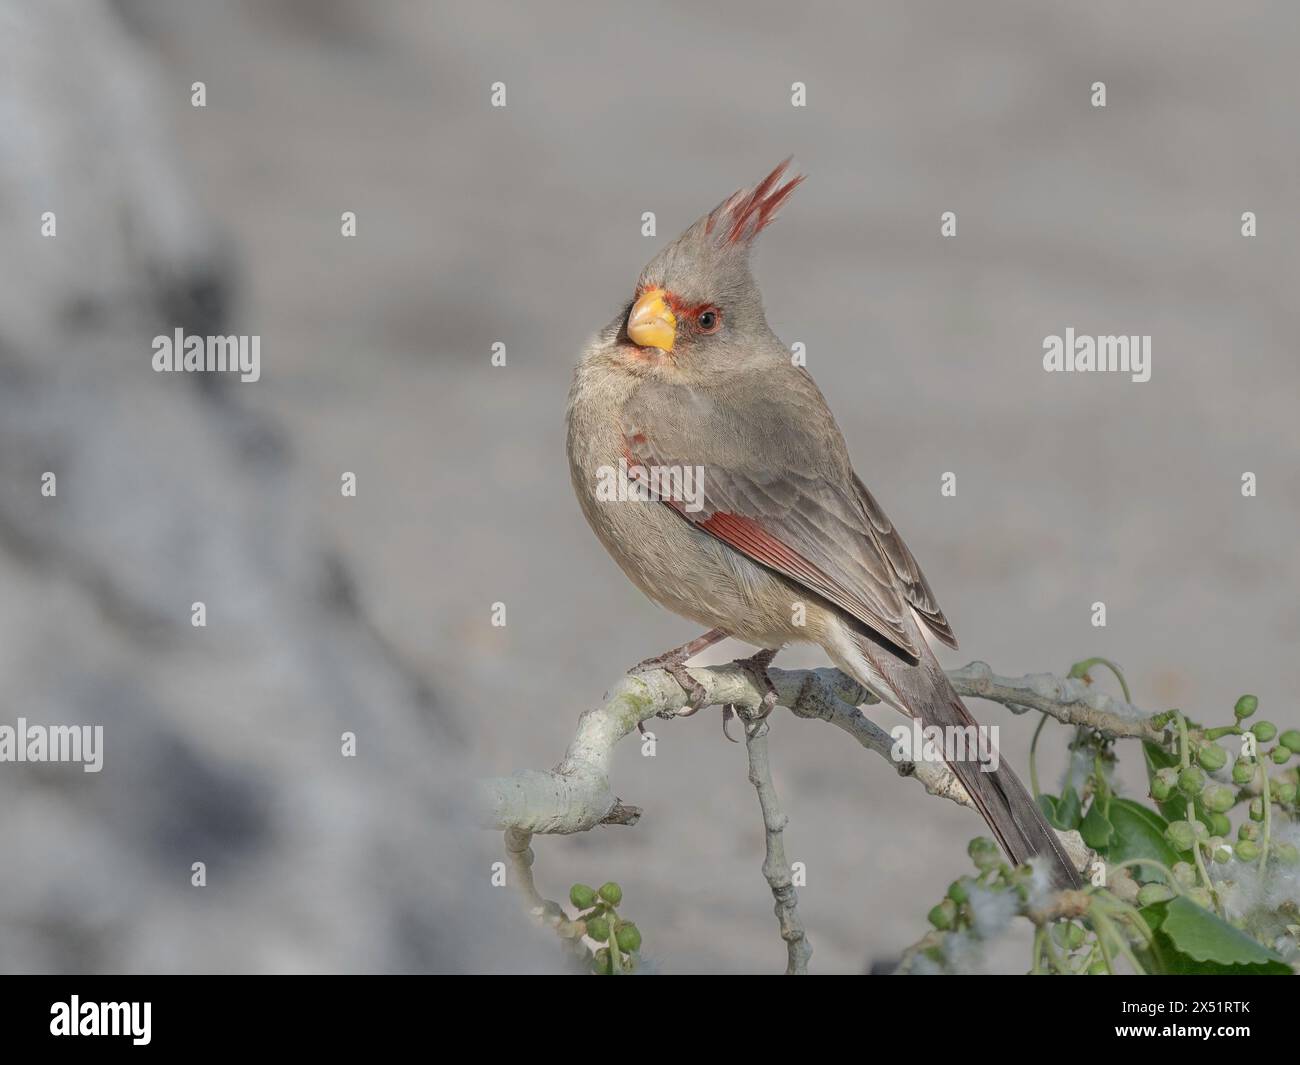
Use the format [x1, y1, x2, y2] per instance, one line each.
[622, 376, 956, 660]
[851, 473, 956, 649]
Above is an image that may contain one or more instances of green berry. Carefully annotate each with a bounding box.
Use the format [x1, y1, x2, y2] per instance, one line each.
[1275, 842, 1300, 865]
[569, 883, 597, 910]
[1252, 721, 1277, 743]
[1197, 744, 1228, 771]
[1271, 746, 1292, 765]
[1172, 861, 1197, 886]
[614, 921, 642, 953]
[1232, 760, 1256, 786]
[1274, 780, 1297, 804]
[928, 899, 957, 930]
[598, 882, 623, 906]
[1280, 730, 1300, 754]
[1235, 839, 1259, 862]
[968, 836, 1000, 872]
[1249, 798, 1265, 822]
[1191, 818, 1210, 840]
[947, 879, 970, 905]
[585, 916, 611, 942]
[592, 947, 612, 974]
[1137, 883, 1175, 906]
[1178, 766, 1206, 796]
[1208, 838, 1232, 864]
[1202, 783, 1236, 814]
[1207, 812, 1231, 837]
[1238, 823, 1260, 842]
[1165, 820, 1196, 851]
[1234, 695, 1258, 719]
[1189, 888, 1214, 909]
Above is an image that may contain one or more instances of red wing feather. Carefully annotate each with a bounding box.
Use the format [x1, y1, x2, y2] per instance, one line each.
[666, 502, 922, 661]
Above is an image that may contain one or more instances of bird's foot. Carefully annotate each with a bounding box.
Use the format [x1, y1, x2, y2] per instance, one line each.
[629, 653, 709, 715]
[628, 629, 727, 732]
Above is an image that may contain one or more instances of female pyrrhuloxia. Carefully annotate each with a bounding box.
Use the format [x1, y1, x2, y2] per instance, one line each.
[566, 161, 1080, 888]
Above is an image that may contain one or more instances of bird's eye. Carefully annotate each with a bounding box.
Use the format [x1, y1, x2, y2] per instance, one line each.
[696, 308, 720, 332]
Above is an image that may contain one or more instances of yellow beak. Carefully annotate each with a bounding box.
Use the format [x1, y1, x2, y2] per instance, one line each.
[627, 288, 676, 353]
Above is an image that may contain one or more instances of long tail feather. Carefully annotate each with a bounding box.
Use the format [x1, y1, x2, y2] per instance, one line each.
[850, 631, 1082, 890]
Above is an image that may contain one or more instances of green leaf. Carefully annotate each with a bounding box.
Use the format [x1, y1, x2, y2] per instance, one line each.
[1079, 801, 1114, 849]
[1052, 787, 1082, 830]
[1159, 897, 1290, 972]
[1036, 794, 1057, 822]
[1105, 798, 1180, 866]
[1141, 937, 1276, 975]
[1142, 743, 1187, 820]
[1135, 902, 1289, 975]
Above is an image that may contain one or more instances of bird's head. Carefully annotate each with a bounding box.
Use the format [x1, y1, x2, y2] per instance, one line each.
[606, 159, 804, 379]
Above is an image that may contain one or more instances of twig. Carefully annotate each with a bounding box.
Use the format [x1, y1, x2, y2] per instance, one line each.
[503, 827, 545, 910]
[741, 710, 812, 974]
[946, 662, 1161, 741]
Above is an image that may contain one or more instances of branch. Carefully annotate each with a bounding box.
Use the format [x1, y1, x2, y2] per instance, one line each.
[946, 661, 1163, 742]
[479, 659, 1162, 834]
[503, 827, 545, 910]
[482, 657, 1146, 973]
[741, 710, 812, 974]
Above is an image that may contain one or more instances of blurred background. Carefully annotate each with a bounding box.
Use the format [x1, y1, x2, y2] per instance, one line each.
[0, 0, 1295, 973]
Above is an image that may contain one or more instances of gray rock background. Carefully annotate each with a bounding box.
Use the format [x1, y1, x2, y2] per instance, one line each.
[0, 0, 1295, 973]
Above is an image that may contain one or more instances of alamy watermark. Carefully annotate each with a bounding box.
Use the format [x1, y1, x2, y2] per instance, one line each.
[890, 720, 1001, 773]
[152, 328, 261, 382]
[50, 997, 150, 1045]
[0, 719, 103, 772]
[596, 458, 705, 512]
[1043, 328, 1150, 383]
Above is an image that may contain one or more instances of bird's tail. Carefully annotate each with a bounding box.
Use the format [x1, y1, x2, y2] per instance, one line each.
[849, 632, 1082, 890]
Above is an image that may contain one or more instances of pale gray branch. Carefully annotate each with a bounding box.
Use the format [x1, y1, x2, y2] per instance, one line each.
[503, 826, 545, 910]
[947, 661, 1162, 741]
[741, 711, 812, 974]
[481, 657, 1153, 975]
[479, 658, 1160, 834]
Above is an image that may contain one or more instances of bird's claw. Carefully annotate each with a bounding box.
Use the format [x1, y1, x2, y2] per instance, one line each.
[737, 648, 780, 722]
[721, 704, 741, 743]
[666, 661, 708, 715]
[628, 640, 778, 739]
[628, 656, 708, 716]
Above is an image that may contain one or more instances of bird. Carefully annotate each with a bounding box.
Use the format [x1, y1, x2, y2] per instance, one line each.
[566, 160, 1081, 889]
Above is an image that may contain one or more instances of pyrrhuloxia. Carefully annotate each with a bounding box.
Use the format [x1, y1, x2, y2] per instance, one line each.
[566, 161, 1080, 888]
